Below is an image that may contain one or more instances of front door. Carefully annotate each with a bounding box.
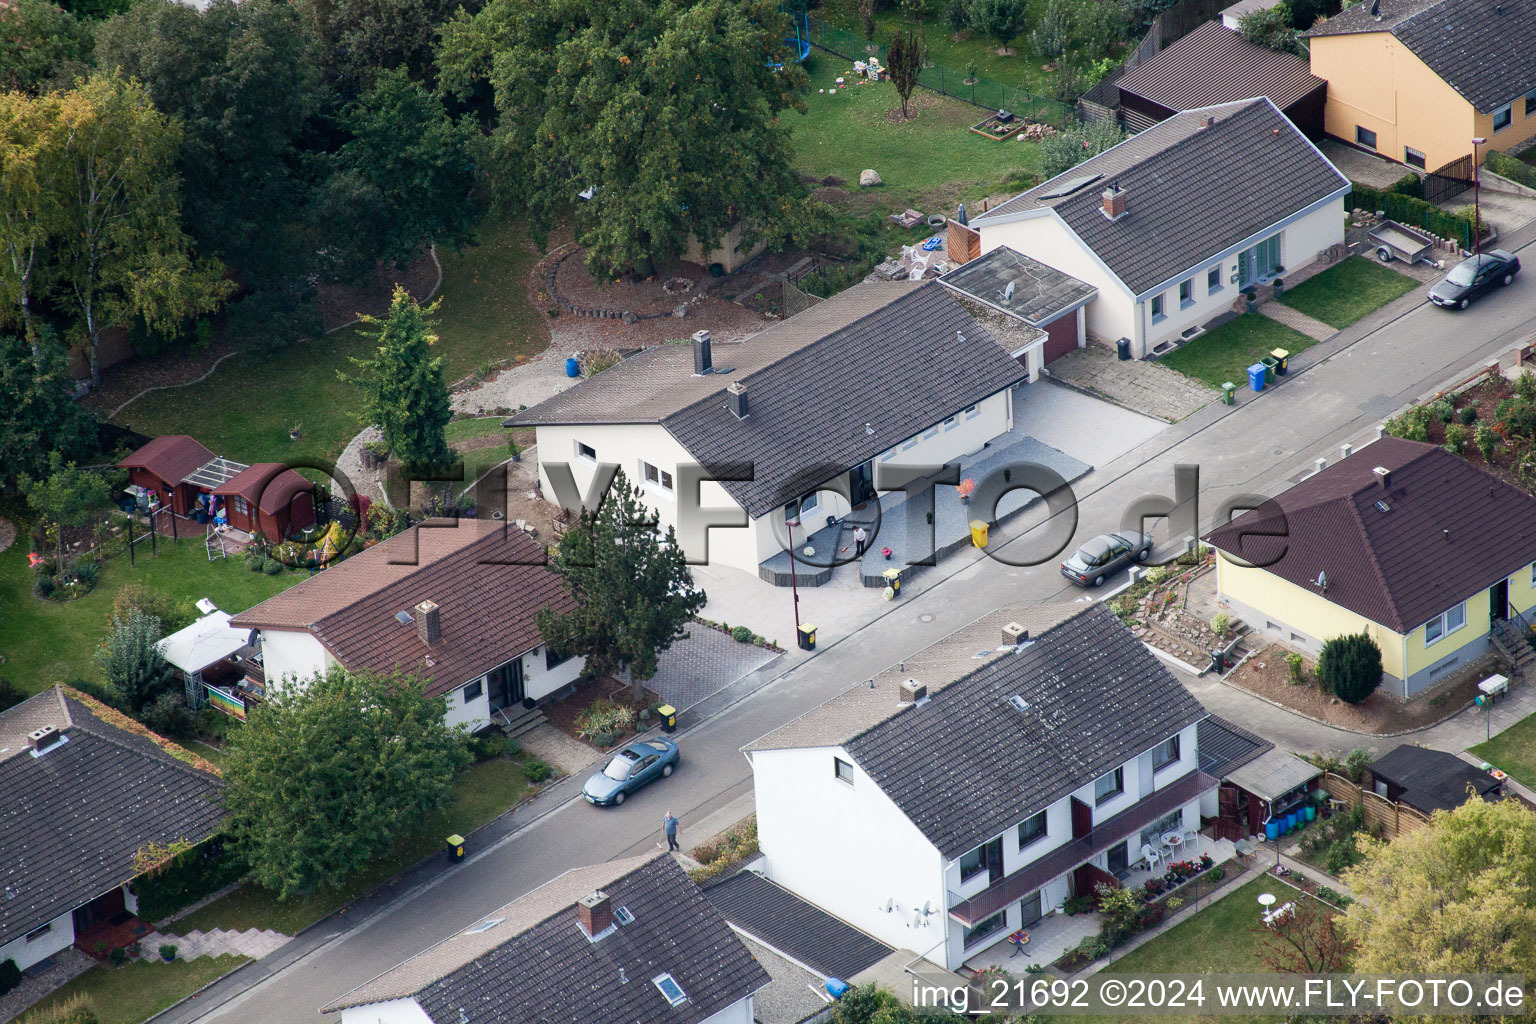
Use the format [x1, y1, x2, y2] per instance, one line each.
[1106, 841, 1130, 876]
[73, 887, 126, 932]
[488, 660, 525, 711]
[1019, 890, 1043, 927]
[848, 462, 875, 506]
[1492, 579, 1510, 622]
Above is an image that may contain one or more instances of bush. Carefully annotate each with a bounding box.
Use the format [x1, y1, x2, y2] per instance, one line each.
[1348, 184, 1475, 248]
[468, 731, 505, 761]
[139, 691, 196, 739]
[1519, 370, 1536, 403]
[1210, 613, 1231, 638]
[1444, 422, 1469, 454]
[1430, 398, 1455, 423]
[1344, 749, 1373, 782]
[523, 758, 553, 783]
[245, 551, 265, 572]
[1074, 934, 1109, 961]
[1389, 172, 1424, 198]
[109, 947, 127, 965]
[1458, 403, 1478, 425]
[225, 280, 324, 350]
[261, 558, 282, 575]
[1313, 884, 1352, 908]
[0, 958, 20, 996]
[1286, 651, 1306, 684]
[0, 678, 20, 714]
[1317, 632, 1382, 704]
[1486, 149, 1536, 191]
[1206, 866, 1226, 883]
[33, 574, 56, 598]
[112, 584, 194, 634]
[1476, 423, 1500, 461]
[574, 699, 636, 743]
[1063, 894, 1092, 915]
[15, 995, 98, 1024]
[504, 736, 521, 757]
[133, 838, 247, 922]
[730, 625, 753, 643]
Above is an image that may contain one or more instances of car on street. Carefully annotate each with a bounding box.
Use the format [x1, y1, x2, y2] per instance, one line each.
[582, 738, 680, 806]
[1428, 250, 1520, 309]
[1060, 530, 1152, 587]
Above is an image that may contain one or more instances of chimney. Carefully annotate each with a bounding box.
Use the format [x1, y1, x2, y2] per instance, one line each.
[28, 725, 63, 754]
[692, 330, 712, 375]
[1372, 466, 1391, 490]
[1002, 622, 1029, 646]
[1201, 115, 1215, 128]
[726, 381, 749, 419]
[577, 891, 613, 939]
[899, 679, 927, 705]
[415, 600, 441, 646]
[1101, 184, 1126, 221]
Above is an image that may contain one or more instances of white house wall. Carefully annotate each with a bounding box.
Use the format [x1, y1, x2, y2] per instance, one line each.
[257, 629, 332, 691]
[698, 994, 756, 1024]
[338, 998, 435, 1024]
[878, 389, 1013, 472]
[443, 645, 586, 732]
[0, 908, 74, 972]
[976, 216, 1137, 351]
[752, 746, 948, 958]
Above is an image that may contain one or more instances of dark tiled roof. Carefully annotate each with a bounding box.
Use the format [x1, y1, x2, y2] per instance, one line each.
[1308, 0, 1536, 112]
[939, 246, 1098, 325]
[0, 690, 224, 948]
[1205, 437, 1536, 633]
[328, 854, 770, 1024]
[1369, 745, 1501, 813]
[1117, 23, 1326, 113]
[973, 99, 1348, 295]
[844, 605, 1208, 860]
[1197, 715, 1273, 777]
[664, 282, 1027, 519]
[115, 434, 216, 485]
[212, 463, 311, 515]
[705, 871, 892, 980]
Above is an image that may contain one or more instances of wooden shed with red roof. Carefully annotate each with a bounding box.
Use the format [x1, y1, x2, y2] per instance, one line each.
[213, 463, 316, 543]
[116, 435, 216, 516]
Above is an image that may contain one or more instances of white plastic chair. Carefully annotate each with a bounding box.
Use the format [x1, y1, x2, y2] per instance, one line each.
[1141, 844, 1163, 870]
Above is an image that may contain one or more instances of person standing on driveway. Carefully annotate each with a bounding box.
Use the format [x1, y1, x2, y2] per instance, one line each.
[662, 811, 680, 852]
[853, 525, 868, 556]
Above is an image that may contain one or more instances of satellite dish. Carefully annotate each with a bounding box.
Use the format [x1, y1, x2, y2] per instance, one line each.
[1002, 280, 1016, 302]
[1316, 570, 1328, 590]
[922, 900, 933, 915]
[883, 898, 895, 912]
[912, 912, 923, 928]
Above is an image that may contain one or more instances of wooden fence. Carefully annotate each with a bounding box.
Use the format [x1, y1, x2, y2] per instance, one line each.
[1317, 771, 1431, 839]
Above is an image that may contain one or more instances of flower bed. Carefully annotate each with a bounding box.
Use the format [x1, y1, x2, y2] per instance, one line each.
[1137, 853, 1216, 903]
[691, 615, 784, 653]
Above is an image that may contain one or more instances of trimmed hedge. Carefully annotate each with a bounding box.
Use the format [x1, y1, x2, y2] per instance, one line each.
[1348, 183, 1473, 248]
[1486, 149, 1536, 191]
[133, 837, 247, 923]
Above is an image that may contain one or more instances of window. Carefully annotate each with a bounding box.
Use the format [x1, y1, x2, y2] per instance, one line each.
[652, 974, 688, 1007]
[1179, 279, 1194, 309]
[463, 680, 483, 702]
[1094, 766, 1125, 805]
[1526, 89, 1536, 116]
[1405, 146, 1427, 169]
[959, 837, 1002, 883]
[233, 496, 249, 516]
[1207, 266, 1222, 294]
[545, 645, 572, 670]
[576, 441, 597, 461]
[834, 757, 855, 785]
[1495, 103, 1513, 131]
[963, 909, 1008, 947]
[1150, 293, 1165, 322]
[1424, 601, 1467, 645]
[1355, 125, 1377, 149]
[25, 923, 51, 942]
[1152, 735, 1181, 771]
[923, 425, 940, 440]
[1018, 810, 1048, 849]
[1530, 560, 1536, 586]
[943, 415, 958, 431]
[641, 461, 673, 492]
[964, 404, 980, 419]
[1139, 809, 1183, 850]
[879, 448, 896, 461]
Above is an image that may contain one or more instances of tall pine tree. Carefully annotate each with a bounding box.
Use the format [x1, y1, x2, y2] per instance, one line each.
[342, 285, 452, 469]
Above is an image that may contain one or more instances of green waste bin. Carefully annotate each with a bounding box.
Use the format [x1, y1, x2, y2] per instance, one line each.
[446, 834, 465, 863]
[1260, 356, 1278, 384]
[1270, 348, 1290, 375]
[658, 703, 677, 732]
[798, 622, 817, 651]
[1221, 382, 1236, 405]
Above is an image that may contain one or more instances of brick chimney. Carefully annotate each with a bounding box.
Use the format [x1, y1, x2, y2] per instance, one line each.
[415, 600, 441, 646]
[1373, 466, 1391, 490]
[727, 381, 749, 419]
[577, 891, 613, 939]
[28, 725, 64, 754]
[692, 330, 712, 375]
[1002, 622, 1029, 646]
[898, 680, 927, 705]
[1102, 184, 1126, 221]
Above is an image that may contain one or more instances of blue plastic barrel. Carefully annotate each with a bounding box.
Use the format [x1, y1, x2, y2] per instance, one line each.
[826, 979, 851, 1000]
[1248, 363, 1266, 392]
[565, 356, 580, 378]
[1304, 804, 1316, 822]
[1265, 820, 1280, 841]
[1284, 812, 1297, 833]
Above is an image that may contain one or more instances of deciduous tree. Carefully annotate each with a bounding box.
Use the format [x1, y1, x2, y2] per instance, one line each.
[0, 0, 93, 95]
[1039, 115, 1127, 178]
[1317, 631, 1381, 704]
[1255, 896, 1354, 973]
[439, 0, 817, 277]
[342, 286, 452, 470]
[0, 331, 97, 492]
[886, 26, 925, 120]
[20, 451, 110, 568]
[967, 0, 1028, 55]
[96, 608, 176, 713]
[536, 469, 706, 702]
[0, 90, 65, 345]
[294, 0, 465, 94]
[221, 669, 470, 898]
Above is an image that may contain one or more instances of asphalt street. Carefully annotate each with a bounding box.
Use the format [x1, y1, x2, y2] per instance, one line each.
[173, 248, 1536, 1024]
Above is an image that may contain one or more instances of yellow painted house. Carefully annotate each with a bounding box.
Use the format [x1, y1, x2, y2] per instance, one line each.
[1205, 436, 1536, 698]
[1306, 0, 1536, 172]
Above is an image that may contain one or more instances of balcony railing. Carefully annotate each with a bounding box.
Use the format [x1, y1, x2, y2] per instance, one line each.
[947, 770, 1217, 926]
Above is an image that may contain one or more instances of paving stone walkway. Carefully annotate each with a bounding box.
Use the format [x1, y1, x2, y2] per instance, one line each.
[1046, 344, 1214, 422]
[1258, 300, 1335, 342]
[142, 927, 289, 961]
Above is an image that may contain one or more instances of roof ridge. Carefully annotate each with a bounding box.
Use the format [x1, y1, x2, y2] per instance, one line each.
[1342, 486, 1406, 628]
[61, 691, 224, 779]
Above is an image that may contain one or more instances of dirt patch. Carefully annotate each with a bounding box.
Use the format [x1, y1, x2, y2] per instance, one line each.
[1225, 643, 1494, 735]
[452, 433, 507, 453]
[542, 675, 662, 749]
[317, 251, 440, 331]
[460, 449, 559, 541]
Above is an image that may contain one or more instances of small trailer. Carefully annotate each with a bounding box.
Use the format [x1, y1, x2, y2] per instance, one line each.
[1368, 220, 1436, 265]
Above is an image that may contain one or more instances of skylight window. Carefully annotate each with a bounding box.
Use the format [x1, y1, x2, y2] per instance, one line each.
[395, 611, 414, 626]
[652, 973, 688, 1007]
[463, 917, 504, 935]
[1008, 695, 1030, 712]
[614, 906, 636, 926]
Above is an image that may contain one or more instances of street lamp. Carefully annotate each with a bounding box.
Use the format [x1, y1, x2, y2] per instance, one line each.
[1472, 137, 1487, 256]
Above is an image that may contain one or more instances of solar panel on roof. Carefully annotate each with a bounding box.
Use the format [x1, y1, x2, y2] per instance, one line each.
[1035, 173, 1102, 200]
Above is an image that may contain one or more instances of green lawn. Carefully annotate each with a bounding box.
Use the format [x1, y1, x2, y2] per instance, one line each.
[172, 758, 533, 936]
[0, 538, 302, 700]
[1158, 315, 1317, 390]
[114, 212, 547, 467]
[1470, 708, 1536, 787]
[19, 955, 249, 1024]
[789, 58, 1041, 204]
[1277, 257, 1418, 329]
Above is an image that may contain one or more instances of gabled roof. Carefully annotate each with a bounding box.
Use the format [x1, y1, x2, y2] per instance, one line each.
[212, 463, 311, 514]
[1307, 0, 1536, 112]
[116, 434, 216, 485]
[1370, 745, 1501, 813]
[1197, 715, 1272, 777]
[752, 604, 1207, 861]
[663, 282, 1027, 518]
[1116, 22, 1326, 114]
[972, 98, 1348, 295]
[323, 854, 770, 1024]
[1205, 437, 1536, 633]
[705, 871, 893, 981]
[0, 689, 224, 948]
[939, 245, 1098, 326]
[232, 521, 572, 696]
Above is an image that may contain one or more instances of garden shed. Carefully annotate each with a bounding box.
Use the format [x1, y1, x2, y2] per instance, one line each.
[212, 463, 316, 543]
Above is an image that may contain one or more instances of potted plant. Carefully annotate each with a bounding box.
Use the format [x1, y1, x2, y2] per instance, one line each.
[160, 944, 179, 962]
[289, 423, 303, 441]
[1242, 286, 1258, 313]
[957, 478, 976, 503]
[1272, 277, 1285, 298]
[881, 545, 893, 560]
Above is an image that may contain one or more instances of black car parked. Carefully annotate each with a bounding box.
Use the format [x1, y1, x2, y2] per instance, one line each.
[1428, 250, 1520, 309]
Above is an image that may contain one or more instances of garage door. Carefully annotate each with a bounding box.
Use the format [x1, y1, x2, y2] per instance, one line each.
[1042, 313, 1079, 364]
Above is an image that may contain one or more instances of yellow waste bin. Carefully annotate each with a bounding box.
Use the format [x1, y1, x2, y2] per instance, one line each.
[970, 520, 989, 548]
[797, 622, 817, 651]
[446, 834, 465, 862]
[882, 567, 901, 597]
[657, 703, 677, 732]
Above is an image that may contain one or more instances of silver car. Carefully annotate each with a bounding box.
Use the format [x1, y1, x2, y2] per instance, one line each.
[1060, 531, 1152, 587]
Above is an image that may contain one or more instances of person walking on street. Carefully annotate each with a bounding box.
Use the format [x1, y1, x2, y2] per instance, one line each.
[853, 525, 868, 556]
[661, 811, 680, 852]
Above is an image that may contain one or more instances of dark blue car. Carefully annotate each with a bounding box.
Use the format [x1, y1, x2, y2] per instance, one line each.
[582, 739, 680, 806]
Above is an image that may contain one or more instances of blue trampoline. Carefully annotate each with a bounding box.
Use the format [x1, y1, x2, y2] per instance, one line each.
[768, 4, 810, 68]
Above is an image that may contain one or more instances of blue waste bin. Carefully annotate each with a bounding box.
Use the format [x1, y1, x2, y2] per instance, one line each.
[565, 356, 580, 378]
[1248, 363, 1266, 392]
[1265, 820, 1280, 841]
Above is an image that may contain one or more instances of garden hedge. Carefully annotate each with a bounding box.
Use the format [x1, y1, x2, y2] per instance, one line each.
[133, 837, 247, 923]
[1485, 150, 1536, 191]
[1348, 183, 1474, 248]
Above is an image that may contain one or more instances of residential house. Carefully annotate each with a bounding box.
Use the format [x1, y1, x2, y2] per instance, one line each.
[1205, 436, 1536, 698]
[0, 687, 223, 972]
[964, 97, 1348, 359]
[939, 246, 1098, 377]
[116, 435, 315, 543]
[321, 852, 771, 1024]
[1306, 0, 1536, 172]
[742, 603, 1215, 971]
[509, 281, 1029, 578]
[1367, 745, 1503, 815]
[1115, 22, 1328, 136]
[229, 520, 581, 731]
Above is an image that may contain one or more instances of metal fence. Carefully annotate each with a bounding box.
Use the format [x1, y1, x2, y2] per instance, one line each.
[805, 16, 1076, 127]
